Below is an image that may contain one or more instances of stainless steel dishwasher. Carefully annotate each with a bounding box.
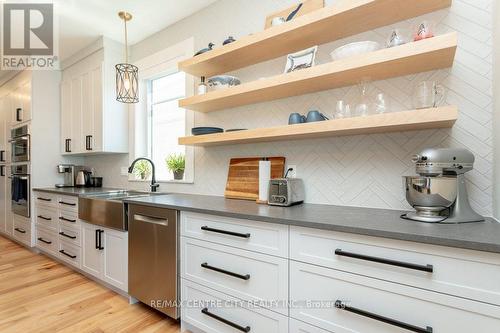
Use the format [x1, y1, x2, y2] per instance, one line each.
[128, 204, 179, 319]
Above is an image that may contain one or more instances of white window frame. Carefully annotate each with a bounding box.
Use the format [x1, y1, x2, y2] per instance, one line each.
[128, 38, 195, 184]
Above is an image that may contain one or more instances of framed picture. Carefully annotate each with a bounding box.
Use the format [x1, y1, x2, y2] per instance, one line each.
[284, 45, 318, 73]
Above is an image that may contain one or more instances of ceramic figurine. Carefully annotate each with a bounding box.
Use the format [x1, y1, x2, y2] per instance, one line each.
[194, 42, 214, 56]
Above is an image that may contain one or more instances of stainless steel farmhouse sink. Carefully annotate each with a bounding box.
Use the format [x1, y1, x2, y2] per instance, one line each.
[78, 190, 161, 231]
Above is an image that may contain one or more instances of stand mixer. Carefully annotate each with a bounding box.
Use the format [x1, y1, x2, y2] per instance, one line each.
[402, 148, 484, 223]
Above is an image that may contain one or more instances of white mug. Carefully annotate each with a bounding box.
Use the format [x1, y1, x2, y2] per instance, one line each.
[271, 17, 286, 26]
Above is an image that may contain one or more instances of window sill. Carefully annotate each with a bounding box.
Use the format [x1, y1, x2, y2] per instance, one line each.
[128, 179, 194, 185]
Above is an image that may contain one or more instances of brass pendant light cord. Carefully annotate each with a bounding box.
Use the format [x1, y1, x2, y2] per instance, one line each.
[124, 16, 128, 63]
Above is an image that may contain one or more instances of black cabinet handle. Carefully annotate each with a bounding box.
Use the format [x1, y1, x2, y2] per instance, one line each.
[59, 216, 77, 223]
[335, 300, 432, 333]
[59, 250, 77, 259]
[59, 201, 76, 207]
[0, 150, 5, 162]
[37, 215, 52, 221]
[0, 166, 4, 177]
[14, 227, 26, 234]
[65, 139, 72, 153]
[37, 237, 52, 244]
[201, 226, 250, 239]
[334, 249, 433, 273]
[201, 308, 250, 332]
[59, 232, 76, 240]
[95, 229, 99, 249]
[16, 108, 22, 122]
[37, 197, 52, 202]
[85, 135, 93, 151]
[201, 262, 250, 280]
[98, 230, 104, 250]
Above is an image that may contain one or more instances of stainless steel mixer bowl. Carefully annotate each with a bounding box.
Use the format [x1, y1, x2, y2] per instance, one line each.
[403, 176, 457, 209]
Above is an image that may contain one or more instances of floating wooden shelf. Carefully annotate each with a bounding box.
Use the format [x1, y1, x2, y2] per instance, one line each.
[179, 106, 458, 146]
[178, 0, 452, 77]
[179, 33, 457, 112]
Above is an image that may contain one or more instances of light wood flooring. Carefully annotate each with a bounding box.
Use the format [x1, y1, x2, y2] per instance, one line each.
[0, 236, 181, 333]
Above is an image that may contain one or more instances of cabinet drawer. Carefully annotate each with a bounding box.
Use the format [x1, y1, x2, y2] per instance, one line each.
[58, 195, 78, 213]
[59, 239, 81, 268]
[290, 261, 500, 333]
[182, 279, 288, 333]
[290, 319, 331, 333]
[13, 216, 32, 246]
[59, 210, 79, 226]
[290, 226, 500, 306]
[59, 223, 81, 247]
[34, 192, 57, 208]
[35, 206, 58, 230]
[181, 237, 288, 315]
[181, 212, 288, 258]
[36, 225, 58, 255]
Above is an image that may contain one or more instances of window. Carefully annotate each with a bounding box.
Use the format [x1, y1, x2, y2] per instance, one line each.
[147, 71, 187, 181]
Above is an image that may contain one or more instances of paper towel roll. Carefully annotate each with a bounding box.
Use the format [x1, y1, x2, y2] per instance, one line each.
[259, 160, 271, 202]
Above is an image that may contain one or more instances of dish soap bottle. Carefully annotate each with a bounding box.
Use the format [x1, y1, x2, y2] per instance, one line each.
[198, 76, 207, 95]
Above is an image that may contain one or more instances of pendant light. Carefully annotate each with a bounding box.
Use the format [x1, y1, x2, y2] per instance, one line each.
[115, 11, 139, 103]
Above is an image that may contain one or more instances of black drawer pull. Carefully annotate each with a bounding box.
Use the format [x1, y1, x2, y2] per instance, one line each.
[334, 249, 433, 273]
[59, 201, 76, 206]
[37, 215, 52, 221]
[201, 226, 250, 239]
[37, 197, 52, 202]
[59, 216, 77, 223]
[59, 232, 76, 240]
[335, 300, 432, 333]
[59, 250, 77, 259]
[201, 308, 250, 332]
[201, 262, 250, 280]
[37, 237, 52, 244]
[14, 228, 26, 234]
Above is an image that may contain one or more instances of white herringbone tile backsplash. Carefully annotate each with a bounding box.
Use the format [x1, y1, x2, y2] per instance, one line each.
[87, 0, 494, 216]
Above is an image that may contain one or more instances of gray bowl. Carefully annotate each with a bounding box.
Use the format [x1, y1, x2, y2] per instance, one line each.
[403, 176, 457, 209]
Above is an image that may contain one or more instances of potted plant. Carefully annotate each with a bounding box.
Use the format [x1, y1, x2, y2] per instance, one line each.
[133, 160, 151, 180]
[166, 153, 185, 180]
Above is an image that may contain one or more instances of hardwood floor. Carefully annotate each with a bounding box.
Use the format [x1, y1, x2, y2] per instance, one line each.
[0, 236, 181, 333]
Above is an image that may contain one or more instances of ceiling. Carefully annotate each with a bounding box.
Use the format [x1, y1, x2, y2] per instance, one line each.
[56, 0, 217, 60]
[0, 0, 217, 82]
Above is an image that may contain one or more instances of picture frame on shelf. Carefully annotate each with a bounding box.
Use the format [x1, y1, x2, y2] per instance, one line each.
[284, 45, 318, 73]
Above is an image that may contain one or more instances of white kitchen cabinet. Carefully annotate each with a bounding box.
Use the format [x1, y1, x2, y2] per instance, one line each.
[102, 228, 128, 291]
[61, 38, 127, 155]
[81, 222, 103, 277]
[0, 169, 6, 234]
[81, 222, 128, 291]
[10, 81, 31, 125]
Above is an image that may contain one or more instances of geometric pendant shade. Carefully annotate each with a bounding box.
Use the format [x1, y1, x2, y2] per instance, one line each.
[116, 63, 139, 103]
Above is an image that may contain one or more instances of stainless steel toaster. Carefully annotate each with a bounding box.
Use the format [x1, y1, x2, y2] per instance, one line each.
[268, 178, 305, 206]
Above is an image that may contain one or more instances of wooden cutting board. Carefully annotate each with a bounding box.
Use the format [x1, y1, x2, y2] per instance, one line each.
[225, 157, 286, 201]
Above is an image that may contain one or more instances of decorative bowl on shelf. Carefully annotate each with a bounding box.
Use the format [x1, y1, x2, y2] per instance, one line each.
[207, 75, 241, 90]
[330, 41, 381, 60]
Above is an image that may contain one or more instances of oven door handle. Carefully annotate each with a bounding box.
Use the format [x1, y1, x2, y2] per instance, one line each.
[9, 135, 30, 142]
[12, 176, 29, 180]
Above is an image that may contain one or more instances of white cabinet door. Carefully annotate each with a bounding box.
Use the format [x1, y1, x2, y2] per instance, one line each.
[20, 81, 31, 122]
[70, 77, 83, 153]
[60, 81, 72, 154]
[4, 177, 12, 236]
[102, 228, 128, 291]
[90, 65, 103, 152]
[81, 223, 103, 278]
[81, 71, 93, 153]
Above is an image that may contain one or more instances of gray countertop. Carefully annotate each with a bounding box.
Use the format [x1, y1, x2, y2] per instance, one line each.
[123, 193, 500, 254]
[33, 187, 123, 197]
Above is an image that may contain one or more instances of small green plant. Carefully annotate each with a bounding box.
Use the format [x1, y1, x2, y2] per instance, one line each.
[134, 160, 151, 180]
[166, 153, 185, 180]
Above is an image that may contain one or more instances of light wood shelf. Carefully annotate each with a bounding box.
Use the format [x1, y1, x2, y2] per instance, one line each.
[179, 33, 457, 112]
[178, 0, 452, 77]
[179, 106, 458, 146]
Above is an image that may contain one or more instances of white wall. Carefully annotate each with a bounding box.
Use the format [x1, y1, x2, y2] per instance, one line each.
[493, 1, 500, 219]
[86, 0, 495, 216]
